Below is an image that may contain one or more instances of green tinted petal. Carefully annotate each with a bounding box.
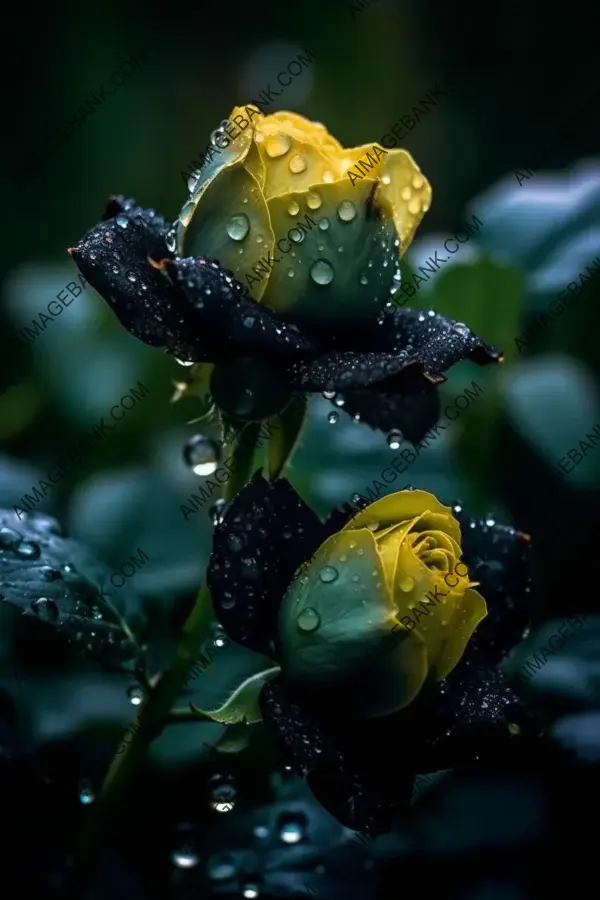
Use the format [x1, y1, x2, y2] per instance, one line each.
[432, 588, 488, 681]
[180, 162, 275, 302]
[189, 665, 280, 725]
[261, 178, 397, 320]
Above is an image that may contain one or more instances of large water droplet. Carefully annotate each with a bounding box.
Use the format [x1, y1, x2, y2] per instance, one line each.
[78, 779, 95, 805]
[319, 565, 339, 583]
[16, 541, 40, 559]
[399, 575, 415, 592]
[278, 811, 307, 843]
[287, 200, 300, 216]
[387, 430, 402, 450]
[307, 190, 322, 210]
[31, 597, 59, 622]
[171, 845, 199, 868]
[289, 153, 307, 173]
[208, 774, 237, 813]
[183, 435, 222, 476]
[337, 199, 357, 222]
[127, 684, 144, 706]
[327, 411, 338, 424]
[310, 259, 334, 285]
[0, 527, 22, 549]
[290, 228, 305, 243]
[297, 607, 321, 632]
[265, 134, 291, 157]
[226, 214, 250, 241]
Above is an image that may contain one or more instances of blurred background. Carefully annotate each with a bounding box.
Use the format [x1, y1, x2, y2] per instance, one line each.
[1, 0, 599, 897]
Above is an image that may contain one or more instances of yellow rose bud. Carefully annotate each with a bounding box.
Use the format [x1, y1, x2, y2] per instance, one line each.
[277, 490, 487, 718]
[175, 106, 431, 322]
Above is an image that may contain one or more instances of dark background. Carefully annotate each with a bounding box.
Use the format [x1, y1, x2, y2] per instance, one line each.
[1, 1, 599, 898]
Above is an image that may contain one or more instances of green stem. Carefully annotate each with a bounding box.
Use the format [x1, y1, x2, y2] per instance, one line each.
[224, 422, 262, 502]
[64, 585, 214, 899]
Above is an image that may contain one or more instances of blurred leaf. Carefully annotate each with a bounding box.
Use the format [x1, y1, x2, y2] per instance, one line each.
[267, 393, 308, 479]
[190, 665, 280, 725]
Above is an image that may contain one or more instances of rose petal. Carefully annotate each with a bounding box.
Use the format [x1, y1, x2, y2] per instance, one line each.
[345, 489, 453, 532]
[207, 472, 328, 653]
[375, 149, 432, 252]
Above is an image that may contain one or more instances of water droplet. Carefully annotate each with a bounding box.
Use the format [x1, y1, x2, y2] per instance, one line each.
[428, 309, 436, 317]
[337, 200, 357, 222]
[453, 322, 470, 337]
[322, 170, 334, 183]
[265, 134, 291, 157]
[287, 200, 300, 216]
[360, 274, 368, 285]
[183, 435, 222, 476]
[307, 190, 322, 210]
[278, 812, 307, 844]
[310, 259, 334, 285]
[399, 575, 415, 592]
[408, 197, 422, 215]
[116, 215, 128, 229]
[111, 264, 120, 275]
[179, 199, 196, 227]
[210, 498, 227, 526]
[89, 250, 97, 260]
[226, 213, 250, 241]
[243, 882, 261, 899]
[387, 430, 402, 450]
[243, 316, 255, 328]
[127, 272, 137, 283]
[286, 268, 295, 278]
[40, 566, 62, 582]
[253, 824, 269, 839]
[171, 845, 199, 868]
[412, 173, 425, 189]
[17, 541, 40, 559]
[322, 390, 336, 400]
[290, 228, 304, 243]
[401, 186, 412, 201]
[334, 394, 346, 407]
[31, 597, 59, 622]
[485, 516, 496, 527]
[227, 533, 246, 553]
[319, 565, 338, 583]
[208, 773, 237, 813]
[365, 519, 379, 532]
[453, 504, 462, 514]
[297, 607, 321, 632]
[165, 229, 177, 253]
[381, 173, 391, 185]
[327, 411, 339, 424]
[289, 153, 307, 173]
[0, 527, 22, 549]
[176, 357, 194, 367]
[127, 684, 144, 706]
[78, 779, 95, 805]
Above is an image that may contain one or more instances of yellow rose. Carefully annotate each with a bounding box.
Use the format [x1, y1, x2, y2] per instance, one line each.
[277, 489, 487, 718]
[174, 106, 431, 321]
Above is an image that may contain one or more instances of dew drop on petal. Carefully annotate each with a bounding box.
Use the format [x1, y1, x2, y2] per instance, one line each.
[209, 498, 228, 526]
[399, 575, 415, 592]
[412, 173, 425, 189]
[337, 200, 357, 222]
[287, 200, 300, 216]
[0, 527, 22, 549]
[243, 882, 261, 899]
[319, 565, 338, 583]
[408, 197, 421, 216]
[297, 607, 321, 632]
[289, 153, 307, 174]
[387, 430, 402, 450]
[265, 134, 291, 157]
[310, 259, 334, 285]
[127, 272, 137, 283]
[116, 215, 128, 229]
[401, 186, 412, 202]
[381, 173, 391, 185]
[307, 190, 322, 210]
[453, 322, 470, 337]
[322, 390, 336, 399]
[290, 228, 305, 243]
[334, 394, 346, 407]
[360, 274, 368, 285]
[31, 597, 59, 622]
[170, 845, 199, 869]
[327, 411, 339, 424]
[278, 812, 307, 843]
[183, 435, 222, 476]
[226, 214, 250, 241]
[287, 268, 295, 278]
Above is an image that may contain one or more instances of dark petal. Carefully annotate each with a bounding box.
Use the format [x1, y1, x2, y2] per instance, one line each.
[340, 384, 442, 444]
[285, 349, 420, 392]
[70, 200, 202, 360]
[207, 473, 328, 653]
[164, 258, 319, 361]
[406, 666, 540, 773]
[381, 307, 502, 375]
[455, 510, 535, 666]
[260, 679, 414, 835]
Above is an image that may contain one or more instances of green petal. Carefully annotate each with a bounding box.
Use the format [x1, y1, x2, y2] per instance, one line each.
[189, 665, 281, 725]
[260, 178, 397, 321]
[278, 528, 429, 716]
[181, 162, 275, 302]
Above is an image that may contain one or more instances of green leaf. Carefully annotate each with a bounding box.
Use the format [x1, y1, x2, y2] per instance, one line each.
[267, 393, 308, 479]
[189, 665, 281, 724]
[223, 421, 263, 501]
[429, 256, 524, 361]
